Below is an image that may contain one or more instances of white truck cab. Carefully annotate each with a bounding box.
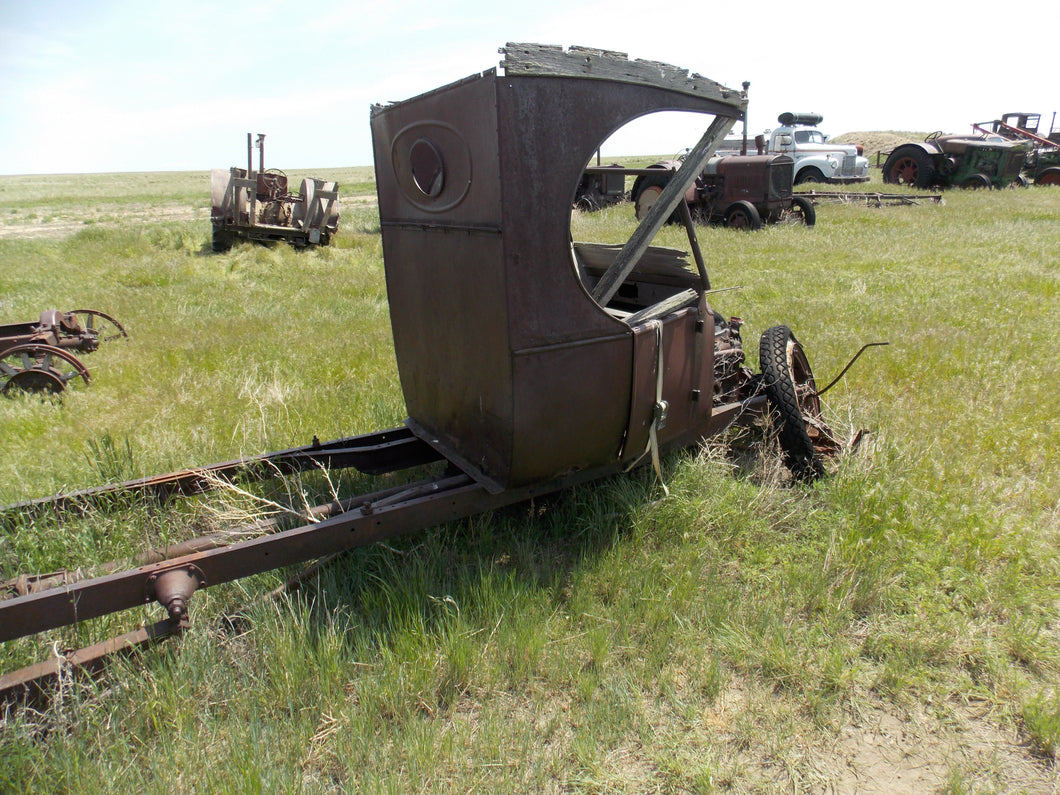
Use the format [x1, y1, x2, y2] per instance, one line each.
[724, 112, 870, 185]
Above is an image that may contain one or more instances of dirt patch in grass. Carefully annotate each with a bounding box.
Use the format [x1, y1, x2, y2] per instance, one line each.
[824, 702, 1057, 793]
[0, 202, 202, 240]
[685, 682, 1059, 792]
[0, 194, 377, 240]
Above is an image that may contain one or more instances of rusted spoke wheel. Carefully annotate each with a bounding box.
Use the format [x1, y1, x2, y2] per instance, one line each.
[724, 200, 763, 231]
[0, 344, 91, 395]
[891, 156, 920, 185]
[66, 309, 128, 343]
[960, 173, 991, 190]
[759, 325, 824, 481]
[1035, 167, 1060, 186]
[883, 146, 936, 188]
[780, 196, 817, 227]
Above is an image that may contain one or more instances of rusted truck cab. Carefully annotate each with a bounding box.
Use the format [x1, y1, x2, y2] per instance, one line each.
[370, 44, 804, 491]
[0, 45, 838, 699]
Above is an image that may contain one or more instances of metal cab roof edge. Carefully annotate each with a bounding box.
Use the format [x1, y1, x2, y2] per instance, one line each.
[371, 44, 748, 116]
[370, 44, 749, 494]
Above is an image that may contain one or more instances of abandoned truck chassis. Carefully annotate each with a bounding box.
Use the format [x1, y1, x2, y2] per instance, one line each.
[1, 44, 840, 700]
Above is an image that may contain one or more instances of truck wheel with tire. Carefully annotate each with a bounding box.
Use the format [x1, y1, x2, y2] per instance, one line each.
[794, 166, 825, 185]
[759, 325, 825, 480]
[960, 173, 991, 189]
[882, 145, 936, 187]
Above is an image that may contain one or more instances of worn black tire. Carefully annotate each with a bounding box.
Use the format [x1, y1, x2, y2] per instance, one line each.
[787, 196, 816, 227]
[759, 325, 824, 480]
[724, 200, 763, 230]
[1035, 167, 1060, 186]
[794, 166, 825, 185]
[631, 170, 681, 223]
[960, 173, 991, 190]
[211, 225, 234, 253]
[882, 145, 936, 188]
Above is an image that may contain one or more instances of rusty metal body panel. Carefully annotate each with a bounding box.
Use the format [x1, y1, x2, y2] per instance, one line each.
[371, 45, 746, 492]
[714, 154, 794, 216]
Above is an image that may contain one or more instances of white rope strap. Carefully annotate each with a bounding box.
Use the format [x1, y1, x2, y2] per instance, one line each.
[625, 320, 669, 496]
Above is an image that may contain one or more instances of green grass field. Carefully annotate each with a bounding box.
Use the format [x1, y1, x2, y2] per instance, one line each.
[1, 167, 1058, 792]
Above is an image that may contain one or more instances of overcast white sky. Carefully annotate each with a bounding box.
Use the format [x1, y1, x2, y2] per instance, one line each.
[1, 0, 1054, 175]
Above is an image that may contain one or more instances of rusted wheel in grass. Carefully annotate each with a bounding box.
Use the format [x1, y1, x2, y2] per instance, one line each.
[759, 325, 824, 481]
[883, 146, 936, 188]
[66, 309, 128, 343]
[781, 196, 816, 227]
[0, 344, 91, 395]
[887, 155, 921, 184]
[723, 200, 763, 230]
[1035, 167, 1060, 186]
[212, 223, 234, 253]
[960, 173, 991, 190]
[631, 169, 682, 223]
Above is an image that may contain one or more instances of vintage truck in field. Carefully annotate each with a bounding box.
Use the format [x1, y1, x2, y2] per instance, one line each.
[722, 112, 869, 185]
[1, 44, 854, 701]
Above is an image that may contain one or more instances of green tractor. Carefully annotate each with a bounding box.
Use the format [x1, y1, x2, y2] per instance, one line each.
[972, 113, 1060, 186]
[882, 131, 1031, 189]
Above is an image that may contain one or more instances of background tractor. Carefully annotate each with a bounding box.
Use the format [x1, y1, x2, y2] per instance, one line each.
[972, 112, 1060, 186]
[630, 154, 814, 230]
[882, 131, 1030, 189]
[210, 133, 340, 251]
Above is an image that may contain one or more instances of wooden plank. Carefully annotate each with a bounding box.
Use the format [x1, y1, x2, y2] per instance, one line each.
[500, 43, 746, 106]
[573, 242, 697, 285]
[624, 289, 699, 326]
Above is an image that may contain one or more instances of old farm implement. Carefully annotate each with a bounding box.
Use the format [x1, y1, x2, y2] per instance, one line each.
[796, 190, 943, 206]
[1, 44, 859, 701]
[210, 133, 340, 251]
[0, 309, 127, 395]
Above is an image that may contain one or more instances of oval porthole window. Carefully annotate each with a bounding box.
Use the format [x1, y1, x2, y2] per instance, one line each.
[409, 138, 445, 197]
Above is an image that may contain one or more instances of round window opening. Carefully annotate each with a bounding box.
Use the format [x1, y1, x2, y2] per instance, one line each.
[409, 138, 445, 197]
